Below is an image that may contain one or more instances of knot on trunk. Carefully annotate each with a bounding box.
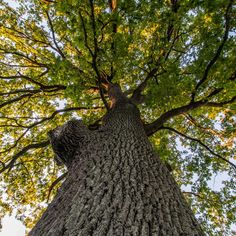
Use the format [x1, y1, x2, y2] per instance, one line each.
[48, 119, 89, 167]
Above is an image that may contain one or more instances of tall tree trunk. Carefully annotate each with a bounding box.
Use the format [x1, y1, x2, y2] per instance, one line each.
[29, 84, 204, 236]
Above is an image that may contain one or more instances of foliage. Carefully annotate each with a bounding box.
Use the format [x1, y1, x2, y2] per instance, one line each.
[0, 0, 235, 234]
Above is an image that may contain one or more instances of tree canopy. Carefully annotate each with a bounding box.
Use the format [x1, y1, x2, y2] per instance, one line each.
[0, 0, 235, 234]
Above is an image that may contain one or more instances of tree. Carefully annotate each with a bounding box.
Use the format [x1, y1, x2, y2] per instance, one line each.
[0, 0, 235, 235]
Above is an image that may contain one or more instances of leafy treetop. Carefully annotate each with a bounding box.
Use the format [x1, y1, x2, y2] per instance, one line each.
[0, 0, 235, 234]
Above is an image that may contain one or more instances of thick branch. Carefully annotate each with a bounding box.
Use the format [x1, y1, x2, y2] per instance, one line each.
[0, 88, 38, 96]
[0, 107, 102, 171]
[109, 0, 117, 12]
[205, 88, 224, 99]
[162, 126, 236, 170]
[0, 140, 50, 174]
[145, 95, 236, 136]
[145, 101, 206, 136]
[89, 0, 98, 57]
[166, 0, 179, 42]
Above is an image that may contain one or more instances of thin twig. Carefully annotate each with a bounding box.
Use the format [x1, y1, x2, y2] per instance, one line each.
[162, 126, 236, 170]
[46, 11, 65, 58]
[191, 0, 233, 101]
[0, 129, 29, 155]
[0, 140, 50, 174]
[88, 0, 109, 110]
[47, 172, 68, 202]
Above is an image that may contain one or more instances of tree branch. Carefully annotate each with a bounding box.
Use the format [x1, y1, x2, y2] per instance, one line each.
[182, 191, 223, 205]
[45, 11, 65, 58]
[0, 71, 66, 90]
[130, 68, 159, 104]
[0, 116, 31, 128]
[0, 106, 102, 131]
[0, 85, 66, 109]
[79, 11, 94, 56]
[161, 126, 236, 170]
[0, 140, 50, 174]
[206, 95, 236, 107]
[88, 0, 110, 110]
[206, 88, 224, 99]
[0, 93, 35, 109]
[191, 0, 233, 101]
[0, 48, 48, 67]
[79, 9, 108, 109]
[4, 25, 51, 48]
[0, 129, 29, 155]
[182, 191, 205, 200]
[145, 95, 236, 136]
[0, 85, 66, 96]
[0, 61, 45, 68]
[26, 106, 103, 129]
[184, 114, 222, 137]
[1, 71, 45, 86]
[0, 107, 102, 158]
[130, 28, 183, 104]
[145, 101, 206, 136]
[47, 172, 67, 202]
[108, 0, 118, 80]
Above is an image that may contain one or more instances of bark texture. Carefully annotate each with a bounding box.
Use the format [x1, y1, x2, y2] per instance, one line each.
[29, 84, 204, 236]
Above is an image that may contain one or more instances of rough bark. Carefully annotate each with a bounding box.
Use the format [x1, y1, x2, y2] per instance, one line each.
[29, 84, 204, 236]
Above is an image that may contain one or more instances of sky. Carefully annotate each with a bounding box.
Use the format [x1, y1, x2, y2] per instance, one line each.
[0, 216, 25, 236]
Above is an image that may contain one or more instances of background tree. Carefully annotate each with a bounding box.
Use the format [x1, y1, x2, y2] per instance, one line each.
[0, 0, 235, 234]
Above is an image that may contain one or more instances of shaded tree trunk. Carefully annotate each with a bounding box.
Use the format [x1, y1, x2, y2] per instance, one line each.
[29, 84, 204, 236]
